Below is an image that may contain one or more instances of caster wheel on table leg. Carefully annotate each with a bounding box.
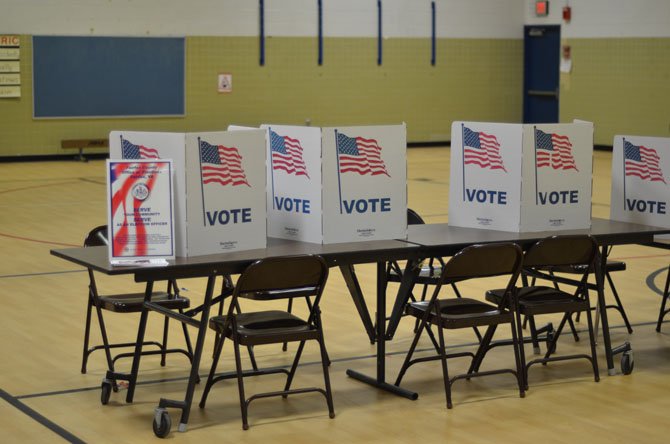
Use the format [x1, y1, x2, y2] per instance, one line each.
[153, 409, 172, 438]
[100, 380, 112, 405]
[621, 350, 634, 375]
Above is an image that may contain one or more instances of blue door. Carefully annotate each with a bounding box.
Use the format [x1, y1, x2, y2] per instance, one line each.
[523, 25, 560, 123]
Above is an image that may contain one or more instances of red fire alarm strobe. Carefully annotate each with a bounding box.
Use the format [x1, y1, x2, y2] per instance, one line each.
[535, 1, 549, 17]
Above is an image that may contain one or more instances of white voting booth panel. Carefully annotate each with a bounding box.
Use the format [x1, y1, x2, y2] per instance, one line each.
[448, 121, 593, 232]
[260, 124, 407, 244]
[610, 135, 670, 240]
[110, 130, 267, 256]
[185, 130, 267, 255]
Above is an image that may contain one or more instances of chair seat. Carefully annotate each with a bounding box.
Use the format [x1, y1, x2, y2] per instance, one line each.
[539, 260, 626, 275]
[99, 292, 190, 313]
[487, 286, 586, 315]
[406, 298, 510, 329]
[209, 310, 317, 345]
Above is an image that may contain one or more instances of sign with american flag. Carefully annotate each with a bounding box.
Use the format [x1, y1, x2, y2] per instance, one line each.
[120, 137, 160, 159]
[463, 126, 507, 172]
[106, 159, 175, 264]
[199, 139, 250, 187]
[611, 135, 670, 238]
[336, 133, 390, 177]
[270, 129, 310, 178]
[623, 140, 665, 183]
[185, 130, 267, 256]
[535, 128, 578, 171]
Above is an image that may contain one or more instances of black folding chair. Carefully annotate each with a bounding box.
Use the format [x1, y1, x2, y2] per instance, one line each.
[199, 255, 334, 430]
[394, 242, 525, 408]
[82, 226, 193, 402]
[486, 235, 600, 388]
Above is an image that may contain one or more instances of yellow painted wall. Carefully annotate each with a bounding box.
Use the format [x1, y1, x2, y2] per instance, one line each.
[2, 35, 669, 158]
[559, 38, 670, 145]
[0, 36, 522, 157]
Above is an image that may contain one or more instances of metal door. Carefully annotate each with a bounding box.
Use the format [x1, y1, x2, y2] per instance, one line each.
[523, 25, 560, 123]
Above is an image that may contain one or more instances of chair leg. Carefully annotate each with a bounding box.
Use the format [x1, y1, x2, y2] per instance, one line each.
[656, 266, 670, 332]
[284, 298, 293, 351]
[233, 337, 250, 430]
[566, 314, 580, 342]
[509, 319, 525, 398]
[527, 316, 541, 354]
[436, 323, 453, 409]
[542, 313, 570, 362]
[317, 333, 336, 418]
[93, 300, 115, 375]
[395, 317, 429, 387]
[199, 332, 226, 408]
[606, 271, 633, 333]
[283, 340, 306, 394]
[515, 310, 529, 390]
[467, 324, 497, 375]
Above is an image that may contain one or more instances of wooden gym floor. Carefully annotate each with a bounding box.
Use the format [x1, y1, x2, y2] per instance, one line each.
[1, 147, 669, 443]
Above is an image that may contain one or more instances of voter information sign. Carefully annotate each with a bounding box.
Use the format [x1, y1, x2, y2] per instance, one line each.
[106, 159, 175, 264]
[109, 131, 188, 256]
[449, 121, 593, 232]
[610, 135, 670, 240]
[185, 130, 267, 256]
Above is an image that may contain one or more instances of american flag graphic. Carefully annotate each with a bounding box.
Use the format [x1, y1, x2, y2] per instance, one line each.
[462, 127, 507, 172]
[535, 129, 578, 171]
[271, 130, 309, 178]
[336, 133, 389, 176]
[122, 138, 160, 159]
[199, 140, 250, 187]
[109, 162, 157, 256]
[624, 140, 666, 183]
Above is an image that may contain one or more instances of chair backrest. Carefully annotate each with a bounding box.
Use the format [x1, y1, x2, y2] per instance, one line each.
[407, 208, 425, 225]
[233, 255, 329, 304]
[84, 225, 109, 247]
[439, 242, 523, 284]
[523, 235, 597, 269]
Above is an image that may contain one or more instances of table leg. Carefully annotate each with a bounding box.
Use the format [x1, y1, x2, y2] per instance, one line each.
[154, 274, 216, 434]
[346, 262, 418, 400]
[339, 264, 376, 343]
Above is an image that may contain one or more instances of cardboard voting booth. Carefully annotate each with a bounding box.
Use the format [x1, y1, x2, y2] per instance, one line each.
[448, 121, 593, 232]
[610, 135, 670, 239]
[110, 130, 267, 256]
[262, 124, 407, 244]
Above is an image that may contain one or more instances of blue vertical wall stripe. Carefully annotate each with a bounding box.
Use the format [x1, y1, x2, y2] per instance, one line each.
[377, 1, 382, 65]
[431, 1, 436, 66]
[259, 0, 265, 66]
[318, 0, 323, 65]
